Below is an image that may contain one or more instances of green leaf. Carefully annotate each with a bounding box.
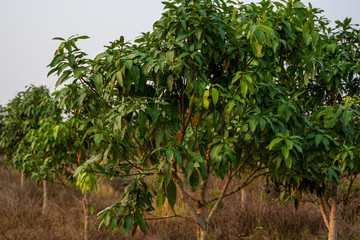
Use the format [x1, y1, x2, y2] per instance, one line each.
[166, 180, 177, 208]
[210, 144, 223, 160]
[267, 138, 283, 150]
[203, 90, 210, 109]
[285, 156, 292, 168]
[285, 139, 293, 150]
[250, 37, 261, 58]
[303, 34, 311, 46]
[293, 2, 306, 8]
[189, 170, 199, 192]
[240, 80, 248, 97]
[303, 22, 311, 35]
[90, 205, 94, 215]
[135, 210, 146, 232]
[304, 73, 309, 86]
[315, 134, 322, 146]
[55, 70, 71, 87]
[163, 161, 172, 185]
[259, 118, 266, 130]
[73, 165, 84, 177]
[224, 100, 235, 123]
[185, 161, 194, 181]
[123, 215, 134, 235]
[212, 88, 219, 105]
[53, 125, 60, 140]
[342, 110, 352, 126]
[52, 37, 65, 41]
[281, 145, 289, 159]
[231, 72, 241, 84]
[249, 119, 258, 133]
[156, 182, 165, 212]
[166, 50, 175, 62]
[125, 60, 133, 70]
[116, 71, 124, 88]
[110, 216, 117, 230]
[94, 73, 103, 91]
[171, 151, 182, 171]
[94, 134, 103, 145]
[167, 75, 174, 91]
[104, 212, 111, 227]
[195, 29, 202, 40]
[74, 35, 90, 40]
[95, 52, 107, 61]
[49, 54, 65, 67]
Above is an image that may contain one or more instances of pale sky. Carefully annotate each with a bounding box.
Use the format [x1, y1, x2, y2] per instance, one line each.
[0, 0, 359, 105]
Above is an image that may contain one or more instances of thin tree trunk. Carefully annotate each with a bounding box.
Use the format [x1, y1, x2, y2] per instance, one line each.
[20, 170, 24, 188]
[42, 180, 48, 215]
[318, 196, 330, 230]
[328, 183, 339, 240]
[241, 187, 247, 210]
[199, 224, 209, 240]
[83, 190, 91, 240]
[197, 225, 201, 240]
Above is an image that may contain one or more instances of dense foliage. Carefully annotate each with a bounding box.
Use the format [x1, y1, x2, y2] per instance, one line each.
[0, 0, 358, 240]
[0, 85, 62, 175]
[46, 0, 360, 239]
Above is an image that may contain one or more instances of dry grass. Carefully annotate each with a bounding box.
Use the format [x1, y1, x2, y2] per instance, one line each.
[0, 166, 359, 240]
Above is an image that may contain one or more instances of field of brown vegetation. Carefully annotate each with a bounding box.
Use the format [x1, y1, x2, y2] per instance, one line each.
[0, 165, 359, 240]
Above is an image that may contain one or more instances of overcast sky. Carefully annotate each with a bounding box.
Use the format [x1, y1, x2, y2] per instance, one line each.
[0, 0, 359, 105]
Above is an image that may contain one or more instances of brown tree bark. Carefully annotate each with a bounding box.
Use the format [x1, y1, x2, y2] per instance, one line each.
[241, 187, 247, 211]
[199, 224, 209, 240]
[83, 190, 91, 240]
[42, 180, 48, 215]
[20, 170, 24, 188]
[328, 183, 339, 240]
[318, 196, 330, 230]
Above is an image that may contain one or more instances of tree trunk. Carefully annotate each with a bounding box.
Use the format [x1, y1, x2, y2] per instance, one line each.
[197, 224, 209, 240]
[83, 190, 91, 240]
[42, 180, 48, 215]
[20, 170, 24, 188]
[241, 187, 247, 210]
[318, 196, 330, 230]
[328, 183, 339, 240]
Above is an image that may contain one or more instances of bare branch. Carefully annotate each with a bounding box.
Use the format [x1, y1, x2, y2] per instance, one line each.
[206, 164, 233, 223]
[206, 169, 267, 205]
[145, 214, 191, 221]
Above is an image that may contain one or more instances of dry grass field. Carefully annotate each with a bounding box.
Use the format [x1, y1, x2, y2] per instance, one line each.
[0, 164, 359, 240]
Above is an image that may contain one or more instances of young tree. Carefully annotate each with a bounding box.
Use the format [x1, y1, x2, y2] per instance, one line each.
[49, 1, 325, 239]
[269, 17, 360, 240]
[0, 85, 62, 188]
[18, 117, 74, 214]
[53, 82, 116, 240]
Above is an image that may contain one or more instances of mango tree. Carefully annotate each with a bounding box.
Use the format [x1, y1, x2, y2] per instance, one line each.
[52, 82, 117, 240]
[48, 0, 327, 239]
[0, 85, 62, 188]
[50, 0, 316, 239]
[18, 117, 74, 214]
[268, 16, 360, 240]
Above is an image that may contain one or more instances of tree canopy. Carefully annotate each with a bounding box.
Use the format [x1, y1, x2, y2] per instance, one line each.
[43, 0, 360, 239]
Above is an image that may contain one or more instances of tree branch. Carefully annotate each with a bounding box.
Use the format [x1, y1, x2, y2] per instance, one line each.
[145, 214, 190, 221]
[318, 196, 330, 230]
[206, 169, 267, 205]
[172, 173, 206, 229]
[206, 164, 233, 223]
[79, 77, 112, 109]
